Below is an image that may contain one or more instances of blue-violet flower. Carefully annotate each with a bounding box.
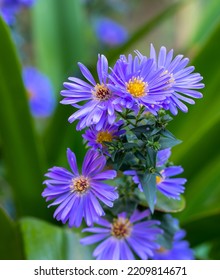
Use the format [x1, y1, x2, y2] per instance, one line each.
[42, 148, 118, 227]
[80, 209, 163, 260]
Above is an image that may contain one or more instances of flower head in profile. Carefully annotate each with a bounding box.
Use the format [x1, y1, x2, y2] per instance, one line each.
[109, 52, 173, 114]
[83, 120, 125, 154]
[150, 44, 204, 115]
[153, 217, 194, 260]
[155, 166, 186, 200]
[124, 148, 186, 200]
[23, 67, 56, 118]
[156, 148, 186, 199]
[80, 209, 163, 260]
[0, 0, 35, 25]
[61, 54, 121, 131]
[93, 17, 128, 46]
[42, 148, 118, 228]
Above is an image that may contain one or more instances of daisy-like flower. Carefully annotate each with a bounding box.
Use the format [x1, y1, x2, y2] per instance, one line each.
[0, 0, 35, 25]
[42, 148, 118, 228]
[23, 67, 56, 118]
[93, 17, 128, 47]
[155, 166, 186, 199]
[83, 120, 125, 153]
[109, 52, 173, 114]
[150, 44, 204, 115]
[156, 147, 186, 199]
[153, 217, 194, 260]
[80, 209, 163, 260]
[60, 54, 121, 131]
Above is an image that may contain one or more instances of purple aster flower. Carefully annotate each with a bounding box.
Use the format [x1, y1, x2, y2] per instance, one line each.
[124, 159, 186, 200]
[109, 52, 173, 114]
[155, 166, 186, 199]
[42, 148, 118, 228]
[150, 44, 204, 115]
[60, 54, 121, 131]
[93, 17, 128, 46]
[0, 0, 35, 25]
[80, 209, 163, 260]
[153, 217, 194, 260]
[23, 67, 56, 118]
[83, 120, 125, 153]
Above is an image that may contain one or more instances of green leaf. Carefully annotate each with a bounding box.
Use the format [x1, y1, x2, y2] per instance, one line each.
[32, 0, 89, 166]
[0, 17, 48, 219]
[189, 0, 220, 50]
[155, 193, 185, 213]
[154, 213, 179, 250]
[159, 130, 182, 150]
[0, 207, 23, 260]
[139, 173, 157, 213]
[19, 217, 92, 260]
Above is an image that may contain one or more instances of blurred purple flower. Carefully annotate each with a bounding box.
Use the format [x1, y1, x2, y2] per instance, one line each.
[150, 44, 204, 115]
[94, 17, 128, 46]
[23, 67, 56, 118]
[80, 209, 163, 260]
[0, 0, 35, 25]
[42, 148, 118, 228]
[153, 217, 194, 260]
[124, 147, 186, 200]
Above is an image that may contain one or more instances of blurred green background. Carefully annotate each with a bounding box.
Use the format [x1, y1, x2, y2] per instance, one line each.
[0, 0, 220, 259]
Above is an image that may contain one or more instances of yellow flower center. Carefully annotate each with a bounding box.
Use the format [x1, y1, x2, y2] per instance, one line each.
[96, 131, 113, 145]
[71, 176, 90, 194]
[156, 176, 163, 184]
[111, 218, 132, 239]
[92, 83, 111, 100]
[157, 246, 167, 253]
[126, 77, 147, 98]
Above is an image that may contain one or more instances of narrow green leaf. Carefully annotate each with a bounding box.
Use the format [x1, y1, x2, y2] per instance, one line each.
[139, 173, 156, 213]
[19, 217, 92, 260]
[32, 0, 89, 166]
[189, 0, 220, 50]
[159, 130, 182, 150]
[0, 17, 48, 218]
[0, 207, 23, 260]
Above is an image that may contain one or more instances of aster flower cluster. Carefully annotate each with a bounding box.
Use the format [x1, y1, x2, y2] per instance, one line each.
[42, 44, 204, 260]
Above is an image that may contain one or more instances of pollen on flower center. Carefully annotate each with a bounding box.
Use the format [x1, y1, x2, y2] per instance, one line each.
[111, 218, 132, 239]
[71, 176, 90, 194]
[126, 77, 147, 98]
[92, 83, 111, 100]
[96, 131, 113, 144]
